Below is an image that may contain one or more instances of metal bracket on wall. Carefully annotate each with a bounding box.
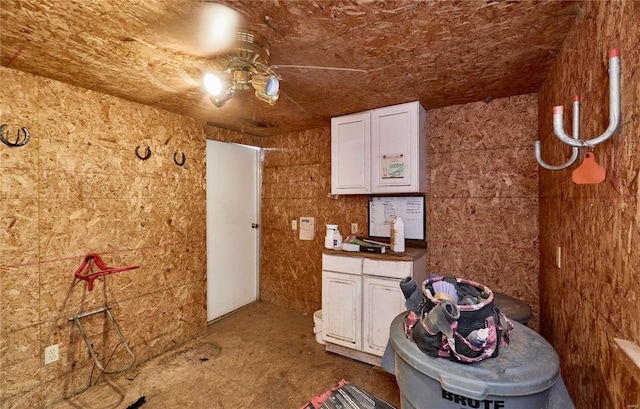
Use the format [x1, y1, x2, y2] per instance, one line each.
[69, 254, 138, 374]
[74, 253, 139, 291]
[68, 306, 136, 374]
[0, 124, 30, 147]
[535, 49, 621, 170]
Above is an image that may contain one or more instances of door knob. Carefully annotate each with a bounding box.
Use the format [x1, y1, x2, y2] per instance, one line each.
[251, 223, 259, 229]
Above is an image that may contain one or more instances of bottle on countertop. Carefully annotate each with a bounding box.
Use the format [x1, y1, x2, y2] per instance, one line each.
[325, 224, 338, 249]
[390, 216, 405, 252]
[324, 234, 334, 249]
[333, 230, 343, 250]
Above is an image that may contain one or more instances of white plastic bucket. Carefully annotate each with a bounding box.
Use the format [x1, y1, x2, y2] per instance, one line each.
[313, 310, 325, 344]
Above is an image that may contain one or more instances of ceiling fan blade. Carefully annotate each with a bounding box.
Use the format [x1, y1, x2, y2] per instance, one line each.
[279, 90, 309, 115]
[272, 65, 367, 74]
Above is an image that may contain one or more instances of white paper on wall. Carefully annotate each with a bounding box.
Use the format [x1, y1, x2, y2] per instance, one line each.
[299, 217, 315, 240]
[381, 153, 406, 179]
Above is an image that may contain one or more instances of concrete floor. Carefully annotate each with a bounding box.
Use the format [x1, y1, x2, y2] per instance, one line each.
[50, 301, 400, 408]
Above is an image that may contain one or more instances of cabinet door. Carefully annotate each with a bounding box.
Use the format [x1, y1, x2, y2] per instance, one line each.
[371, 101, 426, 193]
[322, 271, 362, 349]
[331, 111, 371, 194]
[362, 275, 405, 356]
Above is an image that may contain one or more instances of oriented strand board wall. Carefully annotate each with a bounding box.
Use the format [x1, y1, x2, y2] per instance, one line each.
[260, 95, 540, 326]
[538, 1, 640, 407]
[0, 67, 208, 407]
[260, 128, 369, 312]
[427, 95, 540, 331]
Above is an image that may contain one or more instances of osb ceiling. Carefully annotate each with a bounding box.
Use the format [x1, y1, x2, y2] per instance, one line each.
[0, 0, 582, 137]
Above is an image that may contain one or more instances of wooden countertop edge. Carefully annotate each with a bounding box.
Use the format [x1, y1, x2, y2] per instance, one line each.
[322, 246, 426, 262]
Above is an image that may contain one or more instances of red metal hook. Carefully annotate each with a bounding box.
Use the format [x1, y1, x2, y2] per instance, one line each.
[74, 253, 139, 291]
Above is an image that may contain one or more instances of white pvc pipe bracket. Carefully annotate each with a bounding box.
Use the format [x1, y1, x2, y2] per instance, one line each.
[535, 49, 621, 170]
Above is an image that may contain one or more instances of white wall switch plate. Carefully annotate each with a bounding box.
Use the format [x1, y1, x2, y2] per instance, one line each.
[351, 223, 358, 234]
[291, 219, 297, 230]
[555, 246, 561, 269]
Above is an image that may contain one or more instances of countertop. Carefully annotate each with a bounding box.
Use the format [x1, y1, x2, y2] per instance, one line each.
[322, 245, 426, 262]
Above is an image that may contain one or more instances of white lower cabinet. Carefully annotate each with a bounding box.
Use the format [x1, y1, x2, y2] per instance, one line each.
[322, 270, 362, 349]
[321, 251, 427, 365]
[362, 275, 406, 356]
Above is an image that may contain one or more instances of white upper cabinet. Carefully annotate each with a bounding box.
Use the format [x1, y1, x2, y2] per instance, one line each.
[331, 101, 426, 195]
[331, 111, 371, 194]
[371, 101, 427, 193]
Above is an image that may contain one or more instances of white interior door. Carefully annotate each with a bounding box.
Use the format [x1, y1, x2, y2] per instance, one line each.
[206, 140, 260, 321]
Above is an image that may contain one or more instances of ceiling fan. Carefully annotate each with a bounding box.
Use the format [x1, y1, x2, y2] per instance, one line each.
[178, 3, 367, 109]
[203, 30, 281, 107]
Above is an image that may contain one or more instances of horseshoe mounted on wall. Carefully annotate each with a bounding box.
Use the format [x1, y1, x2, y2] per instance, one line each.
[173, 151, 186, 166]
[0, 124, 30, 147]
[135, 145, 151, 160]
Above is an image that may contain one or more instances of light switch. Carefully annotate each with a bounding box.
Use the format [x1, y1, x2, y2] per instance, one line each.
[291, 220, 297, 230]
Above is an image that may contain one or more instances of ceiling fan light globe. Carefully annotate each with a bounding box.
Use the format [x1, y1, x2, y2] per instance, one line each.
[251, 74, 279, 97]
[203, 73, 223, 95]
[266, 76, 279, 96]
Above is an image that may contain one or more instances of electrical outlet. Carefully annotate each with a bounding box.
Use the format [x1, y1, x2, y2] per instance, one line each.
[351, 223, 358, 234]
[291, 219, 297, 230]
[44, 344, 59, 365]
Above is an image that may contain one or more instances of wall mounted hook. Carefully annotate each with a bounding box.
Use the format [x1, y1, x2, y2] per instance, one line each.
[0, 124, 30, 147]
[535, 49, 621, 170]
[535, 96, 580, 170]
[554, 49, 620, 148]
[173, 151, 186, 166]
[135, 145, 151, 160]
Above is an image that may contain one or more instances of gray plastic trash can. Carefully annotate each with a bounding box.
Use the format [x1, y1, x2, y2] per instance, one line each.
[388, 313, 574, 409]
[494, 292, 533, 326]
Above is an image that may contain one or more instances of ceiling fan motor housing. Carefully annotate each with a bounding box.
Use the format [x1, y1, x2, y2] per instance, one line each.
[216, 30, 271, 68]
[230, 66, 252, 90]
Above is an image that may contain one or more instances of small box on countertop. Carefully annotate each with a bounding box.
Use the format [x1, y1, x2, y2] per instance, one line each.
[342, 243, 360, 252]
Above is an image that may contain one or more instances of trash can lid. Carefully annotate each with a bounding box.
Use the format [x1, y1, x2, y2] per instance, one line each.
[494, 293, 532, 325]
[389, 313, 560, 400]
